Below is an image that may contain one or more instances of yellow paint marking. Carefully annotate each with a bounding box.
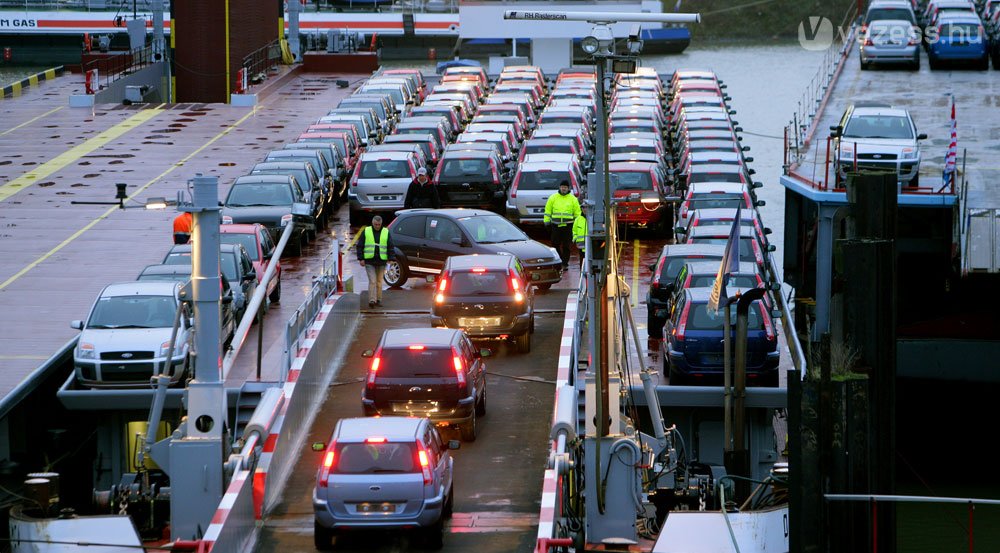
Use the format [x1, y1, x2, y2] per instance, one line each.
[632, 239, 640, 308]
[28, 75, 38, 87]
[0, 106, 65, 137]
[10, 81, 21, 97]
[0, 105, 166, 203]
[346, 228, 364, 250]
[44, 68, 56, 79]
[0, 106, 262, 292]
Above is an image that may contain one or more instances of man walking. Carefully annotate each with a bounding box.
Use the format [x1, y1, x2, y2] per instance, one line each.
[572, 204, 587, 269]
[173, 211, 193, 244]
[356, 215, 395, 308]
[403, 167, 440, 209]
[544, 181, 581, 270]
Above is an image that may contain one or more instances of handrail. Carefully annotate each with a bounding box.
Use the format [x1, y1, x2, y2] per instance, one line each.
[281, 241, 341, 381]
[240, 39, 282, 86]
[82, 45, 160, 90]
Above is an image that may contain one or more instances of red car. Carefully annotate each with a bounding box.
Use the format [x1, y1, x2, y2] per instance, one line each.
[610, 161, 672, 236]
[220, 223, 282, 303]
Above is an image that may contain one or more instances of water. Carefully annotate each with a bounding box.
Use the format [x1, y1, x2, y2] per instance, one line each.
[0, 65, 48, 87]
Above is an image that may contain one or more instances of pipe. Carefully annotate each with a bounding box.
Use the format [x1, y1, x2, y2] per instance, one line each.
[242, 387, 285, 445]
[550, 384, 578, 444]
[610, 438, 643, 511]
[734, 287, 767, 452]
[142, 301, 187, 466]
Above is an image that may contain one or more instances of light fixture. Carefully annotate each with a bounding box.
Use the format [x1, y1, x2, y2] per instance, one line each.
[581, 36, 600, 54]
[145, 197, 169, 210]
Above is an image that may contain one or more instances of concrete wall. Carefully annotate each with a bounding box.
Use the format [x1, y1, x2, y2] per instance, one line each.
[94, 61, 168, 104]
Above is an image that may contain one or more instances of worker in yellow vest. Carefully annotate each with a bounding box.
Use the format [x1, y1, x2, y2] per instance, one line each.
[543, 181, 581, 271]
[356, 215, 395, 308]
[572, 204, 587, 269]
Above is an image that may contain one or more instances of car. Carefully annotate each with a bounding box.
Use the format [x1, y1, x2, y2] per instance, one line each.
[135, 264, 237, 346]
[865, 0, 918, 26]
[162, 243, 258, 323]
[677, 182, 760, 229]
[220, 175, 313, 255]
[329, 106, 385, 143]
[676, 207, 769, 243]
[663, 288, 779, 386]
[829, 103, 927, 187]
[430, 254, 535, 352]
[646, 244, 726, 341]
[312, 416, 459, 550]
[250, 161, 326, 234]
[927, 14, 990, 68]
[432, 149, 508, 210]
[669, 261, 767, 311]
[219, 223, 282, 303]
[385, 208, 563, 290]
[403, 114, 457, 141]
[361, 328, 488, 441]
[686, 225, 775, 270]
[347, 150, 423, 226]
[609, 161, 672, 235]
[382, 133, 441, 167]
[505, 160, 584, 225]
[71, 281, 192, 389]
[264, 148, 333, 205]
[283, 142, 348, 205]
[338, 95, 398, 134]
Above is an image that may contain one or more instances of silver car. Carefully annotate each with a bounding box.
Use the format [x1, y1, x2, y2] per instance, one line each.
[506, 160, 582, 225]
[313, 416, 459, 549]
[860, 19, 921, 69]
[348, 150, 420, 226]
[71, 281, 190, 388]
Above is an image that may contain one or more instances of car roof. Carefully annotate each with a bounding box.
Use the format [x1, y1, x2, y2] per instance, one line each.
[690, 207, 757, 219]
[688, 225, 758, 238]
[138, 264, 192, 276]
[683, 260, 759, 276]
[691, 164, 745, 173]
[219, 223, 262, 234]
[234, 174, 295, 185]
[518, 160, 572, 171]
[335, 417, 422, 443]
[441, 149, 492, 159]
[849, 105, 910, 118]
[688, 182, 749, 193]
[359, 151, 413, 160]
[524, 138, 575, 146]
[170, 243, 245, 255]
[253, 161, 311, 170]
[381, 327, 461, 348]
[609, 160, 657, 170]
[103, 281, 180, 297]
[395, 208, 496, 219]
[384, 133, 435, 143]
[869, 0, 913, 7]
[868, 18, 918, 27]
[445, 254, 513, 270]
[660, 243, 727, 257]
[684, 287, 763, 303]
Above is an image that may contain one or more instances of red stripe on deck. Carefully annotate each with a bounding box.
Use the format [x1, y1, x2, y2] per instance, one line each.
[210, 508, 229, 525]
[254, 471, 266, 519]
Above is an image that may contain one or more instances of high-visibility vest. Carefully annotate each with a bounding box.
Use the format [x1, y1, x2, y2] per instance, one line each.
[173, 212, 193, 234]
[544, 192, 581, 225]
[572, 215, 586, 248]
[363, 226, 388, 260]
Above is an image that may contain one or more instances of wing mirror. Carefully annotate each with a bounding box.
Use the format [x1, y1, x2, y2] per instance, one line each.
[735, 126, 743, 133]
[742, 146, 751, 152]
[744, 156, 754, 163]
[729, 109, 737, 115]
[830, 125, 843, 137]
[767, 244, 777, 252]
[478, 348, 492, 358]
[451, 236, 465, 246]
[917, 133, 928, 140]
[243, 271, 257, 282]
[222, 295, 233, 304]
[756, 199, 767, 207]
[361, 349, 374, 358]
[764, 227, 773, 235]
[772, 309, 783, 319]
[770, 281, 782, 291]
[751, 181, 764, 189]
[674, 226, 685, 235]
[70, 320, 84, 330]
[311, 442, 326, 451]
[748, 169, 756, 175]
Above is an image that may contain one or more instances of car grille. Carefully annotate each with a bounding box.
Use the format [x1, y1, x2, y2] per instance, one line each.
[856, 153, 898, 160]
[100, 363, 156, 381]
[101, 351, 155, 360]
[457, 316, 503, 327]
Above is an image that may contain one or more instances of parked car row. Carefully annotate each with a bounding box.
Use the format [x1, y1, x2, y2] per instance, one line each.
[646, 68, 781, 387]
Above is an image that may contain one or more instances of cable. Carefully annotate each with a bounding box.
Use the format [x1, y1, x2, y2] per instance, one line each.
[739, 130, 787, 140]
[485, 370, 556, 385]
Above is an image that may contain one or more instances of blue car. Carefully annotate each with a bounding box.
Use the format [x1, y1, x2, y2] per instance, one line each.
[663, 288, 779, 386]
[928, 15, 990, 68]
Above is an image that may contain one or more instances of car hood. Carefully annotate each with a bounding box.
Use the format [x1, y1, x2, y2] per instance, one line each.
[222, 206, 291, 224]
[79, 327, 177, 352]
[489, 240, 558, 263]
[839, 138, 915, 152]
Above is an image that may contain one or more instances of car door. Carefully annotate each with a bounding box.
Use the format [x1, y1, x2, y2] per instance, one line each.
[462, 335, 485, 404]
[428, 426, 452, 494]
[238, 247, 258, 304]
[391, 215, 426, 271]
[422, 216, 468, 272]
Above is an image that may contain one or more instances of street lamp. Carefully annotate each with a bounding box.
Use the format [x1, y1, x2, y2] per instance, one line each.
[70, 182, 177, 210]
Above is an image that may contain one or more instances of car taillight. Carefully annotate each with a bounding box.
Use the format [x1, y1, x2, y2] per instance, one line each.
[491, 162, 500, 183]
[511, 274, 524, 302]
[863, 37, 873, 46]
[452, 349, 467, 389]
[510, 174, 520, 198]
[416, 442, 433, 485]
[318, 441, 336, 487]
[349, 165, 360, 187]
[673, 303, 691, 341]
[366, 355, 380, 388]
[761, 304, 776, 342]
[753, 240, 763, 266]
[435, 277, 447, 303]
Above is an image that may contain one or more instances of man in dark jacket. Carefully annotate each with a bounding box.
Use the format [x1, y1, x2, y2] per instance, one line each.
[403, 167, 441, 209]
[356, 215, 396, 308]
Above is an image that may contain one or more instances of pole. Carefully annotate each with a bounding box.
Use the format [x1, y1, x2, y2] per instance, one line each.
[723, 302, 732, 452]
[256, 301, 264, 380]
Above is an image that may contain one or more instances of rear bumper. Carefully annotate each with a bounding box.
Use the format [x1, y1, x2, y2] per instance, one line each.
[666, 345, 779, 376]
[313, 487, 444, 530]
[363, 397, 475, 426]
[431, 313, 531, 338]
[616, 204, 666, 226]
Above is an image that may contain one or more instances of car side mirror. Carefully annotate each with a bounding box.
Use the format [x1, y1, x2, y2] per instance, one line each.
[70, 320, 84, 330]
[648, 263, 656, 271]
[742, 146, 751, 152]
[729, 109, 737, 115]
[448, 439, 461, 450]
[479, 348, 492, 358]
[311, 442, 326, 452]
[735, 127, 743, 133]
[917, 133, 928, 140]
[751, 181, 763, 189]
[764, 227, 773, 235]
[664, 283, 675, 294]
[244, 271, 257, 282]
[756, 200, 767, 207]
[767, 244, 777, 252]
[829, 125, 842, 137]
[361, 349, 374, 358]
[748, 169, 756, 175]
[451, 236, 465, 246]
[770, 281, 782, 291]
[745, 156, 754, 163]
[674, 226, 685, 235]
[426, 275, 437, 283]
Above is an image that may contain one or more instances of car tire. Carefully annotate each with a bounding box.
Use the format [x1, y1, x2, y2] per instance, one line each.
[928, 54, 939, 70]
[760, 371, 780, 388]
[443, 485, 455, 519]
[911, 54, 920, 71]
[529, 315, 535, 334]
[515, 331, 531, 354]
[860, 60, 869, 70]
[476, 387, 486, 417]
[535, 283, 552, 292]
[314, 520, 334, 551]
[423, 519, 444, 550]
[980, 54, 990, 70]
[288, 234, 303, 257]
[269, 277, 282, 303]
[909, 174, 919, 188]
[383, 260, 409, 288]
[668, 363, 687, 386]
[459, 409, 478, 442]
[348, 208, 363, 227]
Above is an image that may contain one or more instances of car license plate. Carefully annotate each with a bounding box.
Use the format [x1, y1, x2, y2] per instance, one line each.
[357, 503, 396, 514]
[531, 207, 545, 214]
[459, 316, 502, 327]
[453, 193, 480, 201]
[700, 354, 724, 364]
[373, 195, 396, 201]
[393, 401, 438, 414]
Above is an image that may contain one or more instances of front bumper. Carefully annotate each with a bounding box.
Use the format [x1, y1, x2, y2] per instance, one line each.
[75, 356, 185, 388]
[363, 397, 475, 427]
[616, 203, 666, 226]
[836, 158, 919, 183]
[523, 262, 563, 285]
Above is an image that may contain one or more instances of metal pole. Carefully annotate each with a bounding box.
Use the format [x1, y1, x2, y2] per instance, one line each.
[256, 301, 264, 380]
[723, 302, 732, 452]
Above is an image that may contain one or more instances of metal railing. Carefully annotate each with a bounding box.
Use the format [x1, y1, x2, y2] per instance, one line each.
[282, 242, 341, 382]
[82, 45, 159, 90]
[0, 0, 170, 10]
[239, 39, 282, 92]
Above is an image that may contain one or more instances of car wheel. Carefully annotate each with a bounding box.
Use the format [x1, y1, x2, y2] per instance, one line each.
[443, 485, 455, 518]
[459, 409, 478, 442]
[422, 518, 444, 550]
[911, 54, 920, 71]
[287, 234, 303, 257]
[348, 208, 362, 227]
[928, 54, 939, 70]
[980, 54, 990, 70]
[314, 520, 334, 551]
[383, 260, 409, 288]
[529, 315, 535, 334]
[760, 371, 779, 388]
[269, 277, 281, 303]
[860, 59, 869, 70]
[668, 362, 688, 386]
[535, 283, 552, 292]
[515, 331, 531, 354]
[475, 387, 486, 417]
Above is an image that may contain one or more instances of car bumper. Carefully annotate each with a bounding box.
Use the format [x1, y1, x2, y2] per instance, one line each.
[931, 45, 987, 60]
[348, 194, 405, 213]
[363, 397, 475, 426]
[836, 159, 919, 183]
[75, 356, 185, 388]
[313, 488, 444, 530]
[523, 263, 563, 285]
[860, 45, 919, 63]
[616, 204, 666, 226]
[431, 312, 531, 338]
[667, 346, 780, 377]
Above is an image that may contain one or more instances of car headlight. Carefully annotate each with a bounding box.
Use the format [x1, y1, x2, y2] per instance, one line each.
[549, 247, 560, 259]
[900, 149, 917, 160]
[159, 341, 173, 358]
[222, 215, 233, 224]
[77, 342, 96, 359]
[280, 214, 293, 227]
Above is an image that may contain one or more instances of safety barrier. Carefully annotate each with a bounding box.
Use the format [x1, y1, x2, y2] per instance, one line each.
[81, 45, 159, 91]
[283, 242, 340, 379]
[0, 65, 63, 100]
[238, 39, 282, 91]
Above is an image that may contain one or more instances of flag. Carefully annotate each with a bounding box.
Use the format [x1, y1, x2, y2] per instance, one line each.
[707, 203, 742, 312]
[942, 94, 957, 188]
[674, 0, 683, 11]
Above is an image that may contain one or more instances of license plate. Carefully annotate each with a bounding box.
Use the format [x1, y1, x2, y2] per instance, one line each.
[393, 401, 438, 414]
[373, 195, 396, 201]
[452, 193, 480, 201]
[459, 316, 502, 327]
[357, 503, 396, 514]
[531, 207, 545, 214]
[700, 354, 723, 364]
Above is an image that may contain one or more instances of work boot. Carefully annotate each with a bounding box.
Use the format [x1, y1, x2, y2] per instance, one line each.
[647, 337, 660, 353]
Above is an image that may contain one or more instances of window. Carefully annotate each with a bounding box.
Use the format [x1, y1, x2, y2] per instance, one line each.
[260, 229, 275, 258]
[88, 295, 177, 329]
[440, 158, 489, 179]
[394, 215, 426, 239]
[220, 234, 259, 261]
[516, 170, 571, 191]
[378, 347, 453, 377]
[687, 303, 764, 331]
[334, 442, 416, 474]
[426, 217, 461, 244]
[613, 171, 653, 191]
[449, 271, 511, 296]
[219, 252, 239, 283]
[360, 160, 410, 179]
[457, 215, 526, 244]
[690, 172, 743, 184]
[226, 184, 293, 207]
[843, 115, 914, 140]
[688, 197, 744, 211]
[690, 274, 758, 289]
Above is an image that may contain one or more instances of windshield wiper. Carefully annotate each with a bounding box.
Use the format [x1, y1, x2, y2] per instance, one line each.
[111, 324, 153, 329]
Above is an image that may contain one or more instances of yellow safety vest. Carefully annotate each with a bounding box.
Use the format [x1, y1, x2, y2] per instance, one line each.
[572, 215, 587, 248]
[544, 192, 581, 226]
[363, 226, 388, 260]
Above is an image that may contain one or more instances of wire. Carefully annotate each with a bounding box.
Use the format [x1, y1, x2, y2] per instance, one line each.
[739, 130, 787, 140]
[485, 370, 556, 385]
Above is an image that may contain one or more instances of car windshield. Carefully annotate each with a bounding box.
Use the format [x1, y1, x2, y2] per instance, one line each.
[163, 252, 238, 282]
[690, 172, 743, 184]
[439, 158, 490, 179]
[516, 170, 570, 191]
[843, 115, 914, 139]
[867, 8, 915, 23]
[334, 442, 416, 474]
[378, 347, 453, 377]
[611, 145, 656, 155]
[360, 160, 410, 179]
[449, 271, 512, 295]
[137, 273, 187, 283]
[226, 184, 292, 207]
[525, 144, 574, 155]
[254, 169, 311, 194]
[689, 238, 754, 259]
[220, 234, 259, 261]
[613, 171, 653, 191]
[87, 294, 177, 329]
[689, 274, 757, 288]
[688, 197, 744, 211]
[458, 215, 528, 243]
[687, 303, 764, 330]
[940, 22, 982, 38]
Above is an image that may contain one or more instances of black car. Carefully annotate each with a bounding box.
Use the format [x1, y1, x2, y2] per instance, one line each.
[249, 161, 325, 233]
[432, 150, 508, 210]
[430, 254, 534, 352]
[162, 243, 258, 324]
[361, 328, 489, 441]
[385, 209, 563, 290]
[135, 264, 237, 346]
[646, 244, 725, 340]
[220, 175, 313, 255]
